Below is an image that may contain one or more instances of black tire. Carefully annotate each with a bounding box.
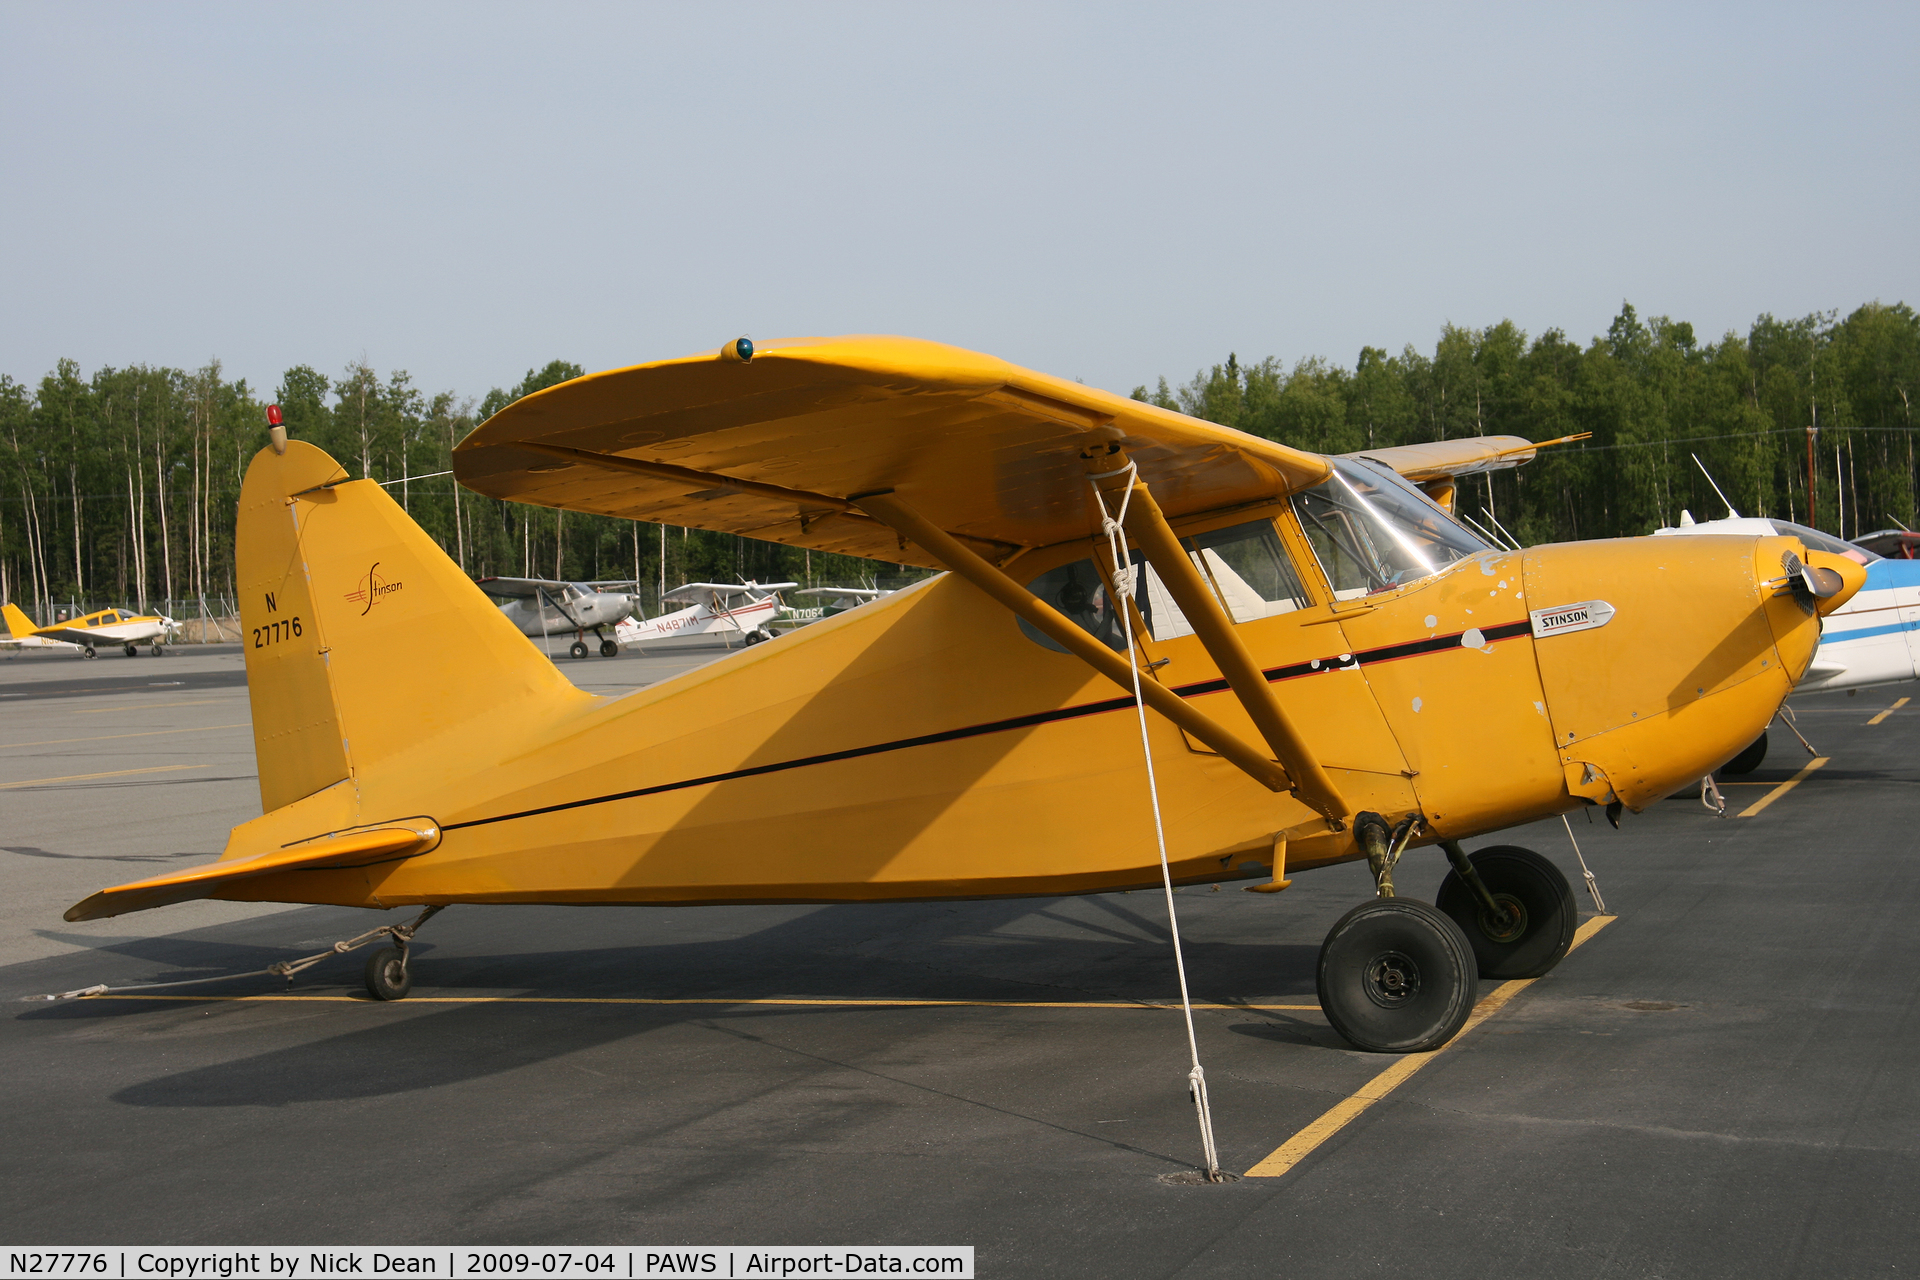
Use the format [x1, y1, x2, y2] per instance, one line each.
[1435, 845, 1577, 979]
[364, 946, 412, 1001]
[83, 646, 96, 659]
[124, 643, 138, 657]
[1317, 899, 1476, 1052]
[150, 644, 164, 656]
[569, 641, 589, 660]
[599, 639, 619, 657]
[742, 631, 765, 646]
[1722, 733, 1768, 776]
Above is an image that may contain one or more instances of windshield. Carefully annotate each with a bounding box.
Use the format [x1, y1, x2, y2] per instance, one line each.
[1765, 520, 1881, 565]
[1293, 458, 1492, 596]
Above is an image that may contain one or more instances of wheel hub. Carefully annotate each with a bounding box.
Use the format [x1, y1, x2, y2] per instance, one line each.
[1363, 949, 1422, 1008]
[1477, 894, 1528, 944]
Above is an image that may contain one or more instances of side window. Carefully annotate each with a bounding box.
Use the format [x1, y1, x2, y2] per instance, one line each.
[1021, 558, 1128, 653]
[1018, 518, 1308, 652]
[1146, 519, 1309, 640]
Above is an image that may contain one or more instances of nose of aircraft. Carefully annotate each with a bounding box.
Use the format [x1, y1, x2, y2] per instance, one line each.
[1522, 533, 1863, 812]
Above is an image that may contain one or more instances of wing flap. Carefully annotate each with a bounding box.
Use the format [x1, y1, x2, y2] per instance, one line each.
[453, 336, 1332, 564]
[63, 821, 441, 922]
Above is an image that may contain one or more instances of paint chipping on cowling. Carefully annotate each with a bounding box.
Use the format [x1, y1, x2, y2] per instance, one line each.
[1533, 701, 1545, 715]
[1424, 615, 1437, 629]
[1462, 627, 1486, 649]
[1480, 559, 1497, 576]
[1412, 697, 1424, 713]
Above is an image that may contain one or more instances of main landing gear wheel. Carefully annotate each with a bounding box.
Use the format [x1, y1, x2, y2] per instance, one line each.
[569, 640, 589, 660]
[123, 643, 138, 657]
[83, 646, 96, 660]
[1722, 732, 1769, 776]
[1317, 899, 1476, 1053]
[1435, 845, 1577, 979]
[364, 946, 413, 1001]
[742, 629, 767, 646]
[599, 638, 618, 657]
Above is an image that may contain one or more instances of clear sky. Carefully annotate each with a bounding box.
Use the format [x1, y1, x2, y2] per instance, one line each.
[2, 2, 1915, 404]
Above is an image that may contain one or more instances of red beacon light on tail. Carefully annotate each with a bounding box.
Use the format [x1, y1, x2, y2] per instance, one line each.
[266, 404, 287, 454]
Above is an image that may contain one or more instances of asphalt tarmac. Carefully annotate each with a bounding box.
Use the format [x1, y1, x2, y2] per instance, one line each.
[3, 642, 1916, 1276]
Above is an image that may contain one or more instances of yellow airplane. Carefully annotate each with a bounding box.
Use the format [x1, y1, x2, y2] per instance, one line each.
[64, 336, 1863, 1055]
[2, 601, 177, 657]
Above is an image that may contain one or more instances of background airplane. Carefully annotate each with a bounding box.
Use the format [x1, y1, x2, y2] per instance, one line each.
[614, 581, 796, 650]
[1656, 508, 1909, 774]
[1, 601, 176, 657]
[473, 577, 642, 658]
[797, 586, 891, 617]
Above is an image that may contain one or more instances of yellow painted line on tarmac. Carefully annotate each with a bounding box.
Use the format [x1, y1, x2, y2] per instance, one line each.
[1244, 914, 1617, 1179]
[68, 993, 1325, 1010]
[1737, 757, 1829, 818]
[1868, 697, 1909, 726]
[0, 764, 206, 789]
[75, 699, 235, 714]
[0, 724, 247, 749]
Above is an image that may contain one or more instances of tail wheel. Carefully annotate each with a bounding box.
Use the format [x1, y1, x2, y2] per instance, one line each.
[1721, 733, 1768, 776]
[599, 639, 619, 657]
[1317, 899, 1475, 1052]
[364, 946, 413, 1001]
[1435, 845, 1577, 979]
[569, 641, 589, 660]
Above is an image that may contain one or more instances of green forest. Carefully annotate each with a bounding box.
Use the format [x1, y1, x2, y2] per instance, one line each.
[3, 300, 1916, 625]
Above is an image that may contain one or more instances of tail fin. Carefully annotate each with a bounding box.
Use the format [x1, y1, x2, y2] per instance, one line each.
[3, 601, 37, 637]
[237, 439, 587, 815]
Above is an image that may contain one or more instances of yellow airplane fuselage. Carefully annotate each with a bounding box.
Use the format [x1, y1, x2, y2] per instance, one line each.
[67, 438, 1839, 923]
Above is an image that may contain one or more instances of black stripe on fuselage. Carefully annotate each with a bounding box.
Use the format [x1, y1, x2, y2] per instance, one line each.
[444, 618, 1532, 833]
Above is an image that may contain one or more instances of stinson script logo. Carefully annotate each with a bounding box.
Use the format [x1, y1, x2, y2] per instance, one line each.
[344, 562, 403, 616]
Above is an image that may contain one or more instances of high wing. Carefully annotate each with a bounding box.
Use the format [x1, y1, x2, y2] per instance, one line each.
[452, 336, 1333, 568]
[661, 581, 798, 603]
[1350, 433, 1590, 482]
[797, 587, 887, 601]
[473, 577, 577, 599]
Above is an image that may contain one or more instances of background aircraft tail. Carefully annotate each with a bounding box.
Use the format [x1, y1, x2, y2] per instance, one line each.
[236, 438, 587, 815]
[3, 601, 37, 637]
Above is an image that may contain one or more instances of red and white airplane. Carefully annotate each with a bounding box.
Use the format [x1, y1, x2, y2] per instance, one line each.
[614, 581, 796, 651]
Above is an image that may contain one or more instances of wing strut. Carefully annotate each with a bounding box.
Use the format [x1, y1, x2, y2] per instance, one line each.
[853, 491, 1294, 795]
[1089, 460, 1351, 827]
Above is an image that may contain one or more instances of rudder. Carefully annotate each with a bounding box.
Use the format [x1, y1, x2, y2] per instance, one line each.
[236, 439, 587, 816]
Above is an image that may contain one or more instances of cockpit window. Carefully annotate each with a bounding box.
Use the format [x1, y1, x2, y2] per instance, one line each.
[1019, 517, 1310, 653]
[1766, 520, 1881, 565]
[1293, 458, 1491, 596]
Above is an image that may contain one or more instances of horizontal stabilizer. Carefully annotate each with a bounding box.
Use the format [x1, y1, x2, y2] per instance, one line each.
[64, 822, 441, 922]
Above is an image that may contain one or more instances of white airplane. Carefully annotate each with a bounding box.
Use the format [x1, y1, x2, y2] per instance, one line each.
[2, 602, 177, 657]
[795, 586, 891, 618]
[473, 577, 642, 659]
[614, 581, 796, 651]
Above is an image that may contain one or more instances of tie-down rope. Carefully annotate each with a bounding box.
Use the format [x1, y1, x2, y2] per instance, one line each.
[1087, 461, 1224, 1182]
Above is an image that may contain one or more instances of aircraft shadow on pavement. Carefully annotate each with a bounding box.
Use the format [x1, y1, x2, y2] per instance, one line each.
[13, 896, 1325, 1107]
